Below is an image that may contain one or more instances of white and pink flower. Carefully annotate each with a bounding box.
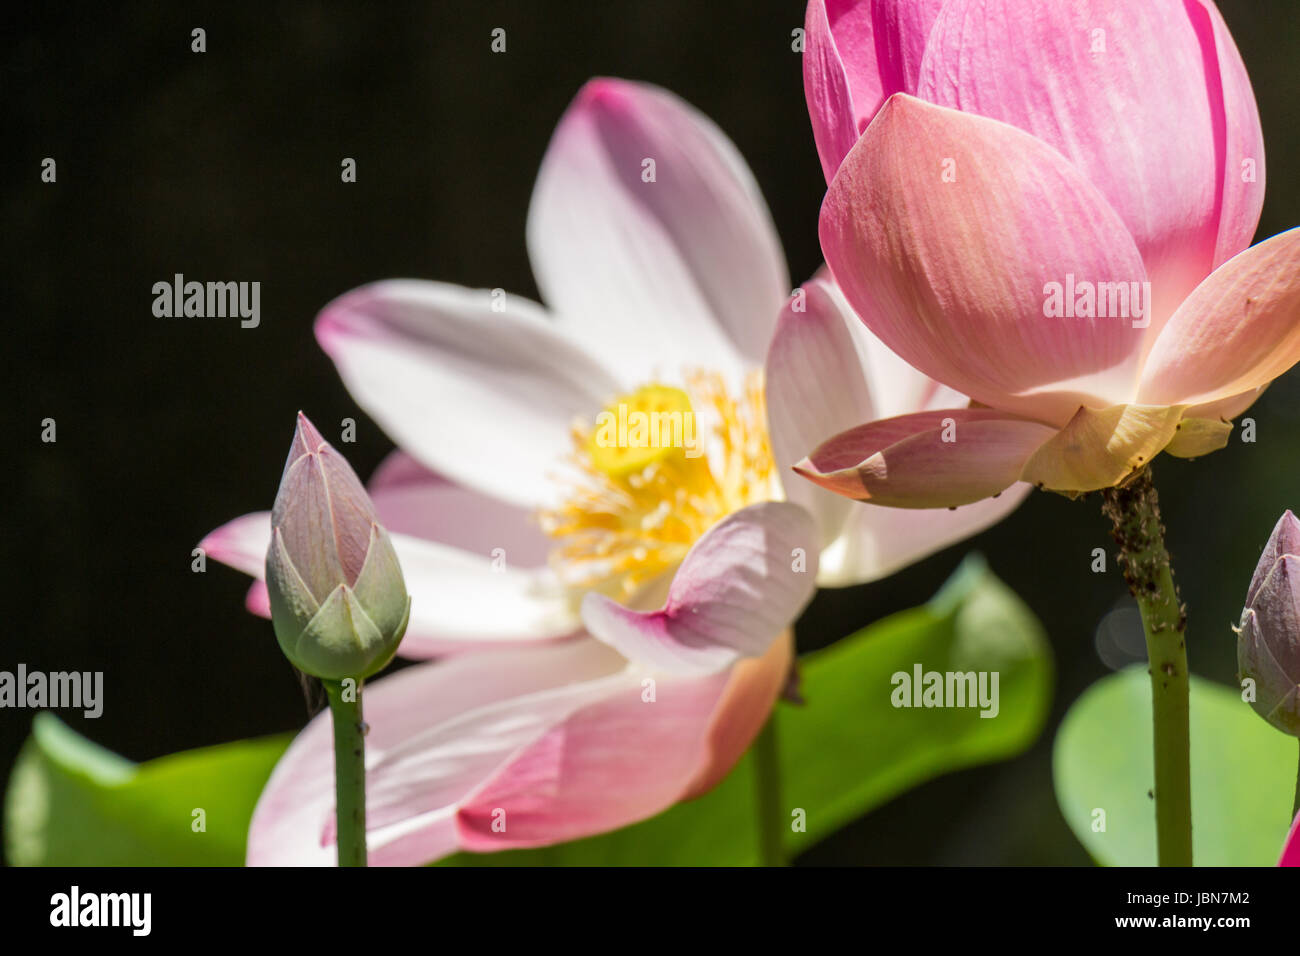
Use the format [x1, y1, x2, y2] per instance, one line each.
[202, 78, 1025, 865]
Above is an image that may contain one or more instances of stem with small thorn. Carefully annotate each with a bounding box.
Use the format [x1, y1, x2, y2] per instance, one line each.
[1101, 467, 1192, 867]
[323, 678, 367, 867]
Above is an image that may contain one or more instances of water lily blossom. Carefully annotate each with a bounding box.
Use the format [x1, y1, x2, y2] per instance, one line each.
[796, 1, 1300, 506]
[202, 78, 1023, 865]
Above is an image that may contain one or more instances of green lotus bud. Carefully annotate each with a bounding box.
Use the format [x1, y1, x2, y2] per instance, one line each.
[1238, 510, 1300, 736]
[265, 413, 410, 680]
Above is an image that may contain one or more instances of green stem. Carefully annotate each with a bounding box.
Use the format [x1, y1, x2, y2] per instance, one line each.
[754, 715, 785, 867]
[1101, 467, 1192, 867]
[323, 678, 367, 867]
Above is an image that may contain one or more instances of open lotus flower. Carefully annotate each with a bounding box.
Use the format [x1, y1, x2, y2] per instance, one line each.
[202, 78, 1024, 865]
[794, 1, 1300, 506]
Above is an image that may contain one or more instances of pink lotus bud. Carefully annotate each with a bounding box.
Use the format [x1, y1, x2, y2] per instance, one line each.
[805, 0, 1266, 307]
[266, 413, 410, 680]
[1238, 511, 1300, 736]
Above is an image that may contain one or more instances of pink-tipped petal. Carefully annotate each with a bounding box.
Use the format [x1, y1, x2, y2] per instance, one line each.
[249, 633, 790, 865]
[246, 580, 270, 618]
[200, 511, 271, 579]
[526, 78, 788, 380]
[454, 666, 728, 854]
[821, 95, 1148, 426]
[247, 638, 629, 866]
[580, 503, 818, 675]
[796, 408, 1055, 508]
[917, 0, 1264, 326]
[315, 280, 620, 510]
[457, 633, 792, 853]
[680, 632, 793, 799]
[1138, 229, 1300, 408]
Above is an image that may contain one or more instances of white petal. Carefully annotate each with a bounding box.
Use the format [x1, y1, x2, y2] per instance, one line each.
[368, 452, 551, 569]
[391, 532, 580, 658]
[817, 486, 1031, 587]
[527, 78, 788, 384]
[316, 279, 620, 509]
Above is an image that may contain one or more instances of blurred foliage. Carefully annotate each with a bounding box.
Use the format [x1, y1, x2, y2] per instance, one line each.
[4, 714, 288, 866]
[1054, 666, 1296, 866]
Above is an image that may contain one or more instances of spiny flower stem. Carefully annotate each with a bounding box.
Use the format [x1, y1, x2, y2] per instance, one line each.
[1101, 467, 1192, 867]
[323, 678, 368, 867]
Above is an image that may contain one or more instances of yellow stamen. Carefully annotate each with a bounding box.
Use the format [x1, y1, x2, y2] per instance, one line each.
[585, 384, 695, 478]
[540, 369, 775, 603]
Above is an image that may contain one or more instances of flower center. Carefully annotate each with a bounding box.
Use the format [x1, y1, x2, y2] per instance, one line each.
[540, 369, 775, 603]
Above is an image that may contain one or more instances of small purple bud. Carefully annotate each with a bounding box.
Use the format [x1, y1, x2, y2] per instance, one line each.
[266, 413, 409, 680]
[1238, 511, 1300, 736]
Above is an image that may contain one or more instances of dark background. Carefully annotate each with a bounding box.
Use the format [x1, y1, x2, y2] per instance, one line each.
[4, 0, 1298, 865]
